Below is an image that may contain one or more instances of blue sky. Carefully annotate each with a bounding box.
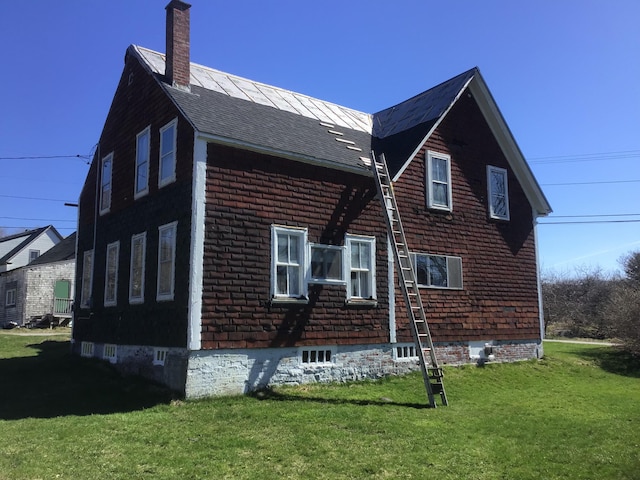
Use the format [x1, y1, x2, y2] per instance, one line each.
[1, 1, 638, 277]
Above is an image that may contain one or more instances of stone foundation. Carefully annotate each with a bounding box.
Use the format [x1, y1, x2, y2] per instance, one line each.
[71, 339, 542, 398]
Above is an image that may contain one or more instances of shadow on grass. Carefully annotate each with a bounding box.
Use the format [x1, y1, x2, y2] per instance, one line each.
[249, 387, 430, 409]
[574, 346, 640, 378]
[0, 339, 174, 420]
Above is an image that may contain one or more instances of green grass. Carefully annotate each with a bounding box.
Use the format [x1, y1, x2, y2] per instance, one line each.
[1, 332, 639, 479]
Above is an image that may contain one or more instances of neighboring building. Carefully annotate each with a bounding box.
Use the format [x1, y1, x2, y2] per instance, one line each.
[0, 225, 62, 273]
[72, 1, 551, 397]
[1, 233, 75, 327]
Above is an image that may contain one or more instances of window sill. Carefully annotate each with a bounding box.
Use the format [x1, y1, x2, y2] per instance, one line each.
[344, 298, 377, 307]
[270, 297, 309, 306]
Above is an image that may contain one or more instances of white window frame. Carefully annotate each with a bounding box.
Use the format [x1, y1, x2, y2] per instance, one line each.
[104, 241, 120, 307]
[271, 225, 307, 301]
[135, 126, 151, 199]
[300, 346, 336, 366]
[103, 344, 117, 364]
[80, 250, 94, 308]
[412, 253, 463, 290]
[129, 232, 146, 304]
[394, 343, 418, 361]
[157, 222, 177, 301]
[345, 234, 376, 302]
[28, 249, 40, 262]
[153, 348, 168, 366]
[487, 165, 510, 221]
[426, 151, 452, 211]
[158, 118, 177, 188]
[99, 152, 113, 215]
[80, 341, 94, 358]
[308, 243, 345, 285]
[5, 288, 16, 307]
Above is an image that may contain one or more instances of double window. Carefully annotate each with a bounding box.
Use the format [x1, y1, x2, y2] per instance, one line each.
[487, 165, 510, 220]
[104, 241, 120, 306]
[159, 119, 177, 188]
[412, 253, 463, 289]
[129, 233, 146, 304]
[80, 250, 94, 308]
[157, 222, 177, 301]
[135, 127, 150, 198]
[270, 226, 376, 302]
[426, 151, 452, 211]
[100, 153, 113, 215]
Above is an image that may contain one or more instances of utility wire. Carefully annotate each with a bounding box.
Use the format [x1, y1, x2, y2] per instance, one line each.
[529, 149, 640, 165]
[541, 179, 640, 186]
[0, 194, 76, 203]
[0, 216, 76, 223]
[539, 219, 640, 225]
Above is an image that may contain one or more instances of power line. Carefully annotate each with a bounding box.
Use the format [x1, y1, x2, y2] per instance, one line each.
[0, 154, 91, 161]
[529, 149, 640, 165]
[0, 194, 76, 203]
[0, 216, 76, 223]
[539, 219, 640, 225]
[549, 213, 640, 218]
[541, 179, 640, 186]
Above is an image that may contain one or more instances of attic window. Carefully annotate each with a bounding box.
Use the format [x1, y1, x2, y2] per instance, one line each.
[487, 165, 510, 221]
[426, 151, 452, 212]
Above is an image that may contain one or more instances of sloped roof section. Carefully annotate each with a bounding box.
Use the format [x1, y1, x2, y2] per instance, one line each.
[28, 232, 76, 266]
[0, 226, 62, 266]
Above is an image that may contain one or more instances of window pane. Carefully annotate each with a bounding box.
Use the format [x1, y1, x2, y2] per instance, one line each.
[325, 249, 342, 279]
[432, 183, 448, 206]
[277, 234, 289, 263]
[288, 266, 300, 295]
[161, 125, 174, 155]
[415, 254, 429, 286]
[351, 243, 360, 269]
[432, 157, 448, 182]
[429, 256, 448, 287]
[276, 266, 288, 294]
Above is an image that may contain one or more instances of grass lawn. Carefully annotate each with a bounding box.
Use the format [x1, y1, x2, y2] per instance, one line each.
[1, 331, 639, 479]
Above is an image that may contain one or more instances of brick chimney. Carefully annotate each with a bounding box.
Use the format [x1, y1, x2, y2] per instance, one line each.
[165, 0, 191, 90]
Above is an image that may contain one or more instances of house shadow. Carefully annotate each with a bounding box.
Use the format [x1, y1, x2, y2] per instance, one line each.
[0, 339, 173, 420]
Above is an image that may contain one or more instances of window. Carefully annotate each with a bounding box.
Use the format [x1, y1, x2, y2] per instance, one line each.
[80, 250, 94, 308]
[395, 344, 418, 361]
[346, 234, 376, 301]
[153, 348, 168, 366]
[28, 250, 40, 262]
[157, 222, 177, 301]
[309, 244, 344, 284]
[487, 165, 510, 220]
[5, 287, 16, 307]
[426, 151, 452, 211]
[103, 344, 117, 364]
[412, 253, 463, 289]
[100, 152, 113, 214]
[129, 233, 146, 304]
[271, 226, 307, 300]
[81, 341, 94, 358]
[300, 347, 335, 365]
[135, 126, 150, 198]
[104, 241, 119, 306]
[159, 119, 177, 187]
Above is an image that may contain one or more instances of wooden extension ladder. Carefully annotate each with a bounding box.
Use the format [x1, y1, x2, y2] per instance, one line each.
[370, 152, 448, 407]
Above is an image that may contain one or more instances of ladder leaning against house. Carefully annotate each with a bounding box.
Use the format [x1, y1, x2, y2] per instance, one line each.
[370, 151, 448, 407]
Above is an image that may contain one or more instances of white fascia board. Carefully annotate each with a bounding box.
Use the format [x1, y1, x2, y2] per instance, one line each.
[391, 76, 475, 183]
[197, 132, 371, 177]
[467, 75, 552, 217]
[187, 135, 207, 351]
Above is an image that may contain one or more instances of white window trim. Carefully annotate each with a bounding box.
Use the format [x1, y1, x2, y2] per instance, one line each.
[129, 232, 147, 304]
[80, 250, 94, 308]
[426, 151, 452, 212]
[308, 243, 345, 285]
[103, 344, 117, 364]
[5, 288, 16, 307]
[271, 225, 308, 302]
[299, 346, 336, 366]
[153, 348, 168, 366]
[104, 241, 120, 307]
[80, 341, 94, 358]
[412, 252, 463, 290]
[487, 165, 510, 221]
[345, 234, 376, 302]
[99, 152, 113, 215]
[393, 343, 418, 362]
[158, 118, 177, 188]
[135, 126, 151, 199]
[157, 222, 178, 302]
[28, 249, 40, 262]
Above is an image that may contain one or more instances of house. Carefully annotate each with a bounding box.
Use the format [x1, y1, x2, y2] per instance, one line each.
[1, 232, 75, 327]
[0, 225, 62, 273]
[72, 1, 551, 397]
